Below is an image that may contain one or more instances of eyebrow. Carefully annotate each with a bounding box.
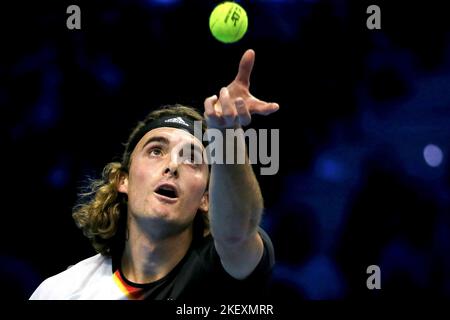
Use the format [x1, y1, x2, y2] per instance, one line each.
[141, 135, 203, 154]
[141, 136, 170, 150]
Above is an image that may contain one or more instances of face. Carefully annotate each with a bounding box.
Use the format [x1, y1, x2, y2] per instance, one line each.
[118, 127, 209, 237]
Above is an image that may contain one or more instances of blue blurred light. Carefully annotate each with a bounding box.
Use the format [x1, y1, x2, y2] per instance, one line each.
[315, 157, 344, 182]
[381, 240, 430, 288]
[423, 144, 443, 167]
[30, 67, 61, 130]
[146, 0, 181, 6]
[273, 255, 346, 299]
[94, 57, 123, 90]
[297, 255, 345, 299]
[100, 67, 122, 89]
[48, 165, 69, 189]
[12, 46, 57, 76]
[32, 100, 58, 129]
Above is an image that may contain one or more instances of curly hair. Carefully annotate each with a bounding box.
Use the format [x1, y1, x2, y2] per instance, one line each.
[72, 105, 209, 256]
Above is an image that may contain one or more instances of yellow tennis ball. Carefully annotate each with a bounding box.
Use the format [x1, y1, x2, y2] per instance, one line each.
[209, 2, 248, 44]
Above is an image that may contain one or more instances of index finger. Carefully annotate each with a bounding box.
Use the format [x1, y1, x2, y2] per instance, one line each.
[234, 49, 255, 87]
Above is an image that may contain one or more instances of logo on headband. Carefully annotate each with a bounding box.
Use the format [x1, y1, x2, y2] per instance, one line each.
[164, 117, 190, 127]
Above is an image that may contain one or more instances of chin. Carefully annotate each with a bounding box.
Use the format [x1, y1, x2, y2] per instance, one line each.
[147, 214, 193, 239]
[147, 207, 175, 220]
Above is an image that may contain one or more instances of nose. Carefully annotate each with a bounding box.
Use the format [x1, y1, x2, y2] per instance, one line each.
[164, 155, 179, 178]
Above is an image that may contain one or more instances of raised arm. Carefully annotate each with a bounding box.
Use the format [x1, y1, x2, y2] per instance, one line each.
[203, 49, 279, 279]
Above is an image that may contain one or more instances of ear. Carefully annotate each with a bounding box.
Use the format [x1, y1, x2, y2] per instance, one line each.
[199, 191, 209, 213]
[117, 172, 129, 194]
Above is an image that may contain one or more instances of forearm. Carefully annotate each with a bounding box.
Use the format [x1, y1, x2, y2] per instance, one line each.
[208, 129, 264, 244]
[202, 49, 278, 278]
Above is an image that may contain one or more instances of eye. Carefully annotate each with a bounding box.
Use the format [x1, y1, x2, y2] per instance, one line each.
[149, 147, 163, 157]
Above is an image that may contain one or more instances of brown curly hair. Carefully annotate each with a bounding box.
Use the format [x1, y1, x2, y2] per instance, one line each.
[72, 105, 209, 256]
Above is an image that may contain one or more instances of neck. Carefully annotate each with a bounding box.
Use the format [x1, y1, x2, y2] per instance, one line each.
[121, 219, 193, 284]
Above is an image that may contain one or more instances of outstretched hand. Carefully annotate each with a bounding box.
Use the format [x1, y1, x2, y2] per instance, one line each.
[204, 49, 279, 129]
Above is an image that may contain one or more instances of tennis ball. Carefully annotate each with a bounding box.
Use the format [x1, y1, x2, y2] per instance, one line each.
[209, 2, 248, 44]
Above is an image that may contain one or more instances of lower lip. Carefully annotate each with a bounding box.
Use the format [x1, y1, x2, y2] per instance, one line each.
[153, 192, 178, 204]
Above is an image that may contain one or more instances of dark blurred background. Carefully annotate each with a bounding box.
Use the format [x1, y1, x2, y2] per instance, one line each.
[1, 0, 450, 300]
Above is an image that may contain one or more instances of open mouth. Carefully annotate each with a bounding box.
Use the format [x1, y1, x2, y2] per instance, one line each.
[154, 184, 178, 199]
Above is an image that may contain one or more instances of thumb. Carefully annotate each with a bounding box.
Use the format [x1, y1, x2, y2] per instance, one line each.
[249, 99, 280, 116]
